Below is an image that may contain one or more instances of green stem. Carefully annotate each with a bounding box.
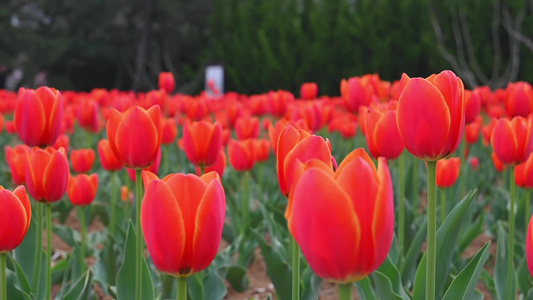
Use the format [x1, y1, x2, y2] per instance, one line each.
[77, 206, 87, 268]
[338, 282, 353, 300]
[459, 139, 466, 197]
[507, 167, 516, 300]
[161, 273, 176, 300]
[46, 204, 52, 300]
[399, 151, 405, 253]
[526, 189, 531, 234]
[177, 277, 187, 300]
[291, 236, 300, 300]
[440, 188, 446, 225]
[32, 202, 43, 293]
[412, 157, 419, 208]
[110, 171, 117, 236]
[0, 253, 6, 300]
[163, 144, 169, 176]
[135, 169, 144, 300]
[426, 161, 437, 300]
[241, 172, 250, 235]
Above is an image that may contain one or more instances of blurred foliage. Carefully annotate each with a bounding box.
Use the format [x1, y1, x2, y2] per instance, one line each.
[0, 0, 532, 94]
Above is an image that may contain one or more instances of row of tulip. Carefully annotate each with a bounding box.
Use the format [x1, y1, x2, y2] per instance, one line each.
[0, 69, 532, 300]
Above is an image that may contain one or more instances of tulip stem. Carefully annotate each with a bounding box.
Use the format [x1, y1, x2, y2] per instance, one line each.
[412, 157, 419, 208]
[459, 139, 466, 197]
[0, 253, 6, 300]
[46, 204, 52, 300]
[32, 202, 43, 293]
[163, 144, 169, 176]
[177, 277, 187, 300]
[440, 188, 446, 225]
[77, 206, 87, 268]
[426, 161, 437, 300]
[338, 282, 352, 300]
[507, 168, 516, 300]
[110, 171, 117, 236]
[135, 169, 144, 300]
[291, 235, 300, 300]
[526, 189, 531, 234]
[241, 171, 251, 235]
[399, 151, 405, 253]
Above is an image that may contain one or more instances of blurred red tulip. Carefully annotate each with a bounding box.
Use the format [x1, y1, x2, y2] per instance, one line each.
[182, 120, 223, 168]
[227, 139, 255, 172]
[234, 117, 260, 140]
[491, 116, 533, 165]
[67, 173, 98, 206]
[300, 82, 318, 100]
[0, 185, 31, 253]
[141, 171, 226, 277]
[14, 87, 63, 147]
[469, 156, 480, 171]
[70, 148, 96, 173]
[5, 145, 30, 185]
[158, 72, 175, 94]
[161, 118, 178, 145]
[51, 134, 70, 152]
[465, 116, 482, 145]
[287, 148, 394, 283]
[464, 90, 481, 124]
[397, 71, 465, 161]
[364, 108, 404, 160]
[436, 157, 461, 188]
[106, 105, 162, 169]
[97, 139, 123, 172]
[25, 147, 70, 203]
[76, 98, 100, 132]
[195, 150, 226, 177]
[505, 82, 532, 117]
[491, 151, 506, 172]
[342, 77, 373, 113]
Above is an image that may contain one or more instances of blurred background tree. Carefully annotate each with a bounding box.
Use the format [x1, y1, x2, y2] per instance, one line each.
[0, 0, 531, 94]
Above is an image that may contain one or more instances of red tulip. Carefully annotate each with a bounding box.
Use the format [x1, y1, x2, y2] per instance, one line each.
[436, 157, 461, 188]
[464, 90, 481, 124]
[76, 98, 100, 132]
[127, 148, 162, 182]
[14, 87, 64, 147]
[182, 120, 223, 168]
[5, 145, 30, 185]
[67, 173, 98, 206]
[492, 151, 506, 172]
[469, 156, 480, 171]
[342, 77, 373, 113]
[515, 154, 533, 188]
[97, 139, 124, 172]
[287, 148, 394, 283]
[25, 147, 70, 203]
[70, 148, 96, 173]
[161, 118, 178, 145]
[254, 139, 271, 162]
[505, 82, 532, 118]
[465, 116, 482, 145]
[364, 107, 404, 160]
[228, 139, 255, 171]
[158, 72, 176, 94]
[52, 134, 70, 152]
[300, 82, 318, 100]
[195, 150, 227, 177]
[106, 105, 162, 169]
[141, 171, 226, 277]
[491, 116, 533, 165]
[234, 117, 260, 140]
[0, 185, 31, 253]
[397, 71, 465, 161]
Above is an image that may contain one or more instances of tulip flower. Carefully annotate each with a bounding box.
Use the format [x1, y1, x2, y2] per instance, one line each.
[158, 72, 176, 94]
[5, 145, 30, 185]
[182, 120, 223, 170]
[254, 139, 271, 162]
[436, 158, 461, 188]
[228, 139, 255, 172]
[127, 148, 162, 182]
[288, 148, 393, 291]
[300, 82, 318, 100]
[0, 185, 31, 253]
[195, 150, 226, 177]
[97, 139, 124, 172]
[70, 148, 96, 173]
[26, 147, 70, 203]
[106, 105, 162, 169]
[14, 87, 64, 147]
[161, 118, 178, 145]
[505, 82, 532, 117]
[67, 174, 98, 206]
[234, 117, 260, 140]
[364, 108, 404, 160]
[464, 90, 481, 124]
[397, 71, 465, 161]
[342, 77, 373, 113]
[141, 170, 225, 299]
[52, 134, 70, 152]
[76, 98, 100, 133]
[469, 156, 480, 171]
[491, 116, 533, 165]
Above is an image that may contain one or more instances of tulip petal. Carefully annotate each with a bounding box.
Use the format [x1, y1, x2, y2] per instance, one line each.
[192, 180, 226, 272]
[0, 190, 28, 252]
[106, 108, 124, 159]
[491, 119, 518, 164]
[15, 90, 46, 147]
[43, 150, 69, 202]
[372, 111, 404, 160]
[289, 168, 361, 283]
[13, 186, 31, 234]
[142, 179, 186, 276]
[397, 78, 451, 160]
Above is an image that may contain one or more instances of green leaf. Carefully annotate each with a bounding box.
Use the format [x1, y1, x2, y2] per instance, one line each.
[458, 213, 484, 254]
[226, 265, 249, 292]
[401, 218, 427, 287]
[413, 190, 476, 300]
[494, 221, 515, 300]
[442, 242, 490, 300]
[5, 269, 32, 300]
[376, 256, 410, 299]
[62, 271, 93, 300]
[372, 271, 404, 300]
[518, 255, 533, 295]
[203, 269, 227, 300]
[7, 254, 31, 294]
[52, 224, 79, 248]
[188, 274, 205, 300]
[116, 221, 155, 300]
[300, 267, 323, 300]
[355, 277, 377, 300]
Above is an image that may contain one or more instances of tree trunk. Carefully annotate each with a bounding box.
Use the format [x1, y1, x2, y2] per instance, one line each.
[132, 0, 154, 91]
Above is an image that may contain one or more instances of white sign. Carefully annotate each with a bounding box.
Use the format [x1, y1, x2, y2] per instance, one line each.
[205, 65, 224, 97]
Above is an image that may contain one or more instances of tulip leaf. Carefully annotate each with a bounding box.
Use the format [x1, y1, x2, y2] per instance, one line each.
[458, 213, 484, 254]
[251, 230, 292, 300]
[116, 221, 155, 300]
[300, 267, 323, 300]
[412, 190, 476, 300]
[527, 288, 533, 300]
[355, 277, 377, 300]
[442, 242, 490, 300]
[375, 256, 409, 299]
[518, 255, 533, 295]
[494, 221, 515, 300]
[188, 269, 227, 300]
[400, 217, 427, 287]
[226, 265, 250, 292]
[62, 270, 93, 300]
[7, 253, 31, 294]
[6, 269, 32, 300]
[372, 271, 404, 300]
